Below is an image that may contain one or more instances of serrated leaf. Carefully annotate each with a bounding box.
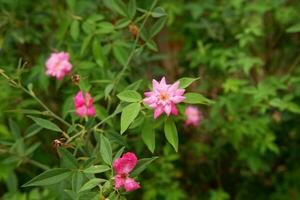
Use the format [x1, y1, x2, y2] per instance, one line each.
[28, 116, 62, 132]
[70, 20, 79, 40]
[184, 93, 214, 105]
[23, 168, 71, 187]
[142, 117, 155, 153]
[117, 90, 142, 102]
[120, 103, 141, 134]
[149, 17, 166, 38]
[100, 135, 112, 165]
[130, 157, 158, 177]
[178, 77, 200, 88]
[79, 178, 106, 193]
[58, 146, 78, 169]
[164, 118, 178, 152]
[83, 165, 110, 174]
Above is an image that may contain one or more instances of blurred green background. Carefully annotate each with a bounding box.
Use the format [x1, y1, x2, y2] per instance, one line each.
[1, 0, 300, 199]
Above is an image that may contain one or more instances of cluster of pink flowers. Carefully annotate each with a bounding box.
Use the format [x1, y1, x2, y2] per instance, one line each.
[46, 52, 72, 80]
[113, 152, 140, 192]
[184, 106, 202, 127]
[74, 91, 96, 117]
[143, 77, 185, 119]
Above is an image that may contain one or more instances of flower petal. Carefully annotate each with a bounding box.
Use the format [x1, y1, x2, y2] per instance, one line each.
[113, 152, 138, 174]
[114, 175, 124, 190]
[124, 178, 140, 192]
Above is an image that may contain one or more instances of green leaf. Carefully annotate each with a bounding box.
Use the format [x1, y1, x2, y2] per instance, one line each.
[149, 17, 166, 38]
[9, 119, 20, 139]
[142, 117, 155, 153]
[23, 168, 71, 187]
[164, 118, 178, 152]
[113, 146, 125, 161]
[113, 45, 128, 67]
[146, 40, 158, 52]
[58, 146, 78, 169]
[184, 93, 214, 105]
[117, 90, 142, 102]
[28, 116, 62, 132]
[152, 7, 166, 18]
[96, 22, 114, 34]
[100, 134, 112, 165]
[178, 77, 200, 88]
[286, 23, 300, 33]
[130, 157, 158, 177]
[115, 18, 131, 29]
[92, 40, 106, 68]
[72, 172, 83, 193]
[80, 34, 93, 56]
[128, 0, 136, 19]
[79, 178, 106, 193]
[70, 20, 79, 40]
[83, 165, 110, 174]
[24, 124, 43, 139]
[120, 103, 141, 134]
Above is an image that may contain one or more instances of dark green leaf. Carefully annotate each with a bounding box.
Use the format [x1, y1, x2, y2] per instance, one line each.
[100, 134, 112, 165]
[130, 157, 158, 177]
[149, 17, 166, 38]
[70, 20, 79, 40]
[79, 178, 106, 193]
[23, 168, 71, 187]
[128, 0, 136, 19]
[83, 165, 110, 174]
[142, 117, 155, 153]
[58, 146, 78, 169]
[9, 119, 20, 139]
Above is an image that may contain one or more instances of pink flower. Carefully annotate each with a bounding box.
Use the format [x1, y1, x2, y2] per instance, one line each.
[45, 52, 72, 80]
[143, 77, 185, 119]
[74, 91, 96, 117]
[113, 152, 140, 192]
[185, 106, 202, 127]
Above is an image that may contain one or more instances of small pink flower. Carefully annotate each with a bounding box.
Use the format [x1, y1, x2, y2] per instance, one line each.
[113, 152, 140, 192]
[74, 91, 96, 117]
[45, 52, 72, 80]
[185, 106, 202, 127]
[143, 77, 185, 119]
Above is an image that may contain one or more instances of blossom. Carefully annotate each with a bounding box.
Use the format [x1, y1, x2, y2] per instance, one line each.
[74, 91, 96, 117]
[113, 152, 140, 192]
[185, 106, 202, 127]
[143, 77, 185, 119]
[45, 52, 72, 79]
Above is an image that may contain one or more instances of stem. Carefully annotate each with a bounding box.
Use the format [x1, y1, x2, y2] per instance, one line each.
[27, 159, 50, 170]
[0, 69, 71, 127]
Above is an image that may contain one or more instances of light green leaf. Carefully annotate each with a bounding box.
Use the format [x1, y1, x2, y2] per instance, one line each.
[142, 117, 155, 153]
[80, 34, 93, 56]
[28, 116, 62, 132]
[113, 45, 128, 67]
[72, 172, 83, 193]
[23, 169, 71, 187]
[100, 135, 112, 165]
[287, 23, 300, 33]
[164, 118, 178, 152]
[83, 165, 110, 174]
[96, 22, 114, 34]
[152, 7, 166, 18]
[178, 77, 200, 88]
[184, 93, 214, 105]
[70, 20, 79, 40]
[79, 178, 106, 193]
[130, 157, 158, 177]
[117, 90, 142, 102]
[120, 103, 141, 134]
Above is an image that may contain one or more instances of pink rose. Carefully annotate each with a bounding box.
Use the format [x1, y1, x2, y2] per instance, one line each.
[45, 52, 72, 80]
[143, 77, 185, 119]
[185, 106, 202, 127]
[74, 91, 96, 117]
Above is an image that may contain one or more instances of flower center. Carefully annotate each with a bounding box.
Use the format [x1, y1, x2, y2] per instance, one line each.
[120, 173, 128, 179]
[159, 93, 169, 101]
